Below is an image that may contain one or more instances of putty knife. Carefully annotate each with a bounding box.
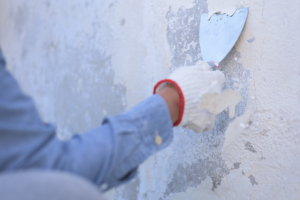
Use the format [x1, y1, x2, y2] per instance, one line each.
[199, 8, 249, 70]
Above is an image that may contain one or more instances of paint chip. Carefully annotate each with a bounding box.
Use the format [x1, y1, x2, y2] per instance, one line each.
[155, 131, 162, 145]
[245, 141, 257, 153]
[233, 162, 241, 169]
[247, 37, 255, 43]
[120, 19, 126, 26]
[248, 175, 258, 186]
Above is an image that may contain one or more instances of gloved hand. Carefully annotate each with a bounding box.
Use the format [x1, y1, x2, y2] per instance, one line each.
[154, 61, 225, 133]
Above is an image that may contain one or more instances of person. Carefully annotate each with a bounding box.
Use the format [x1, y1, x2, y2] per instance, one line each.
[0, 48, 225, 199]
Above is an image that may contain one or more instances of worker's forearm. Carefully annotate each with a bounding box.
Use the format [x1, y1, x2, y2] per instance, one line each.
[157, 83, 180, 124]
[0, 49, 173, 191]
[0, 48, 174, 190]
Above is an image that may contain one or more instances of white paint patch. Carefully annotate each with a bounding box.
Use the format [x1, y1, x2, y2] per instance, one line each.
[198, 89, 242, 118]
[222, 108, 252, 152]
[155, 131, 162, 145]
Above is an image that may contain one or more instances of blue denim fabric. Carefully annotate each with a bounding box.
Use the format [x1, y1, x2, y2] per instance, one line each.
[0, 49, 173, 190]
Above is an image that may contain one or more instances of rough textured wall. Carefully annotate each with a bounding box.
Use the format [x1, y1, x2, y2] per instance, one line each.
[0, 0, 299, 199]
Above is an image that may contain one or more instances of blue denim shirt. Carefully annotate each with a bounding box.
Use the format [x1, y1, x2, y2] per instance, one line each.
[0, 49, 173, 190]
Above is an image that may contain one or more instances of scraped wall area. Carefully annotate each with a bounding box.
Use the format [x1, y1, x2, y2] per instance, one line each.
[0, 0, 300, 199]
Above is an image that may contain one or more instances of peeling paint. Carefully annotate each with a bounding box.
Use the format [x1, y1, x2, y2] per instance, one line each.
[164, 157, 230, 196]
[163, 1, 251, 197]
[1, 0, 300, 199]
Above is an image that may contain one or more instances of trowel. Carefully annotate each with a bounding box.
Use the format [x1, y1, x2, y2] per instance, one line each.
[199, 8, 249, 70]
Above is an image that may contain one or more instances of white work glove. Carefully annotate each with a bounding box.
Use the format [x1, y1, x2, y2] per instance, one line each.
[154, 61, 225, 133]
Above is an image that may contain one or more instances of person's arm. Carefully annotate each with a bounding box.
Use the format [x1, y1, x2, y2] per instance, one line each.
[0, 49, 176, 190]
[156, 82, 180, 123]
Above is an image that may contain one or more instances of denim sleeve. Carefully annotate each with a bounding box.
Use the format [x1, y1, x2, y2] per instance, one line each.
[0, 49, 173, 190]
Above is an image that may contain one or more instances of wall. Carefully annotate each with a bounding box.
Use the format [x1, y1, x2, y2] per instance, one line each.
[0, 0, 300, 199]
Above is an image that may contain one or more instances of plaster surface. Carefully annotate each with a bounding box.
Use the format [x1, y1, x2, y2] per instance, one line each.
[0, 0, 300, 199]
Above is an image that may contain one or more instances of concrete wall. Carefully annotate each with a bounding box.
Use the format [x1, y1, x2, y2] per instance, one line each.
[0, 0, 299, 199]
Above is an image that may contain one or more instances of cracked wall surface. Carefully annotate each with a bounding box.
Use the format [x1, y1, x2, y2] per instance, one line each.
[0, 0, 299, 199]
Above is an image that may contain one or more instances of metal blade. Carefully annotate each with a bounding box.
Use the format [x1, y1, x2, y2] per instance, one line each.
[199, 8, 249, 63]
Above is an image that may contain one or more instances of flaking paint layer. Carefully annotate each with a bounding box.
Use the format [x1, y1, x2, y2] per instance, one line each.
[1, 0, 300, 199]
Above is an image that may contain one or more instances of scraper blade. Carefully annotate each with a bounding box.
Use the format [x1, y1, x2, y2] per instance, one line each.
[199, 8, 249, 64]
